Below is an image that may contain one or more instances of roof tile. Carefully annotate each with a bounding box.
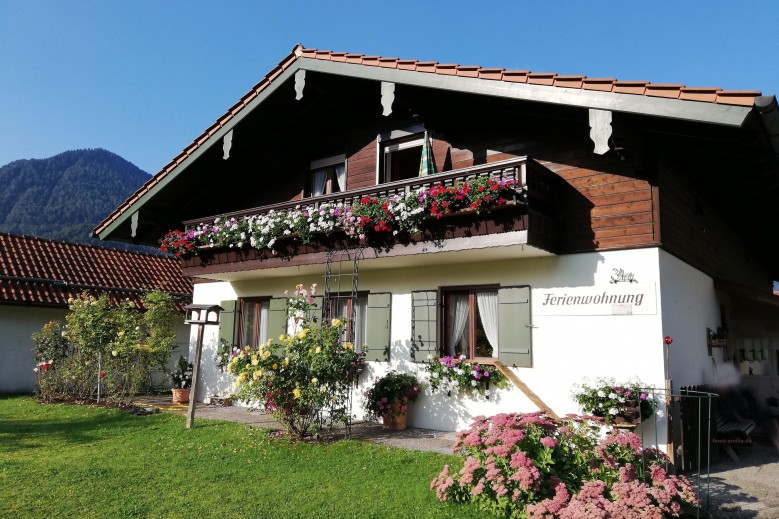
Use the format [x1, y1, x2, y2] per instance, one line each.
[0, 233, 192, 309]
[645, 84, 684, 99]
[613, 80, 649, 95]
[679, 87, 722, 102]
[528, 72, 557, 86]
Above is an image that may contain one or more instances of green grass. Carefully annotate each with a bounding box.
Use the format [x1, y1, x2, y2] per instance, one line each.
[0, 396, 479, 518]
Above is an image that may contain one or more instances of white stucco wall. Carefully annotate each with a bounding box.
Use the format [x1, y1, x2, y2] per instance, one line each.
[0, 305, 68, 393]
[657, 250, 722, 386]
[190, 247, 674, 433]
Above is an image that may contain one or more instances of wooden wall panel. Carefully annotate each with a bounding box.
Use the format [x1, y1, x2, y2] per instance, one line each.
[658, 160, 770, 289]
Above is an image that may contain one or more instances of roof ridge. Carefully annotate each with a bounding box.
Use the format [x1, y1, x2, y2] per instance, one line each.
[92, 43, 765, 239]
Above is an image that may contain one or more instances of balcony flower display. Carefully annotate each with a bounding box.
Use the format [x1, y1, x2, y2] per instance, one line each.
[159, 177, 523, 258]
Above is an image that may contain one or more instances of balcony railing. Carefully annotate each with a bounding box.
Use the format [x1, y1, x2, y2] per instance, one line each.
[183, 157, 547, 231]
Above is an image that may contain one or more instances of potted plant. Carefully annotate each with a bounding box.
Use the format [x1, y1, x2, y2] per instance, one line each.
[363, 371, 422, 430]
[572, 377, 657, 425]
[171, 356, 193, 404]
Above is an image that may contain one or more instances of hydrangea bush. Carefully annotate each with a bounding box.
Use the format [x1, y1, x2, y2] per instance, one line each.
[431, 412, 698, 518]
[425, 356, 508, 397]
[159, 177, 522, 257]
[228, 284, 366, 438]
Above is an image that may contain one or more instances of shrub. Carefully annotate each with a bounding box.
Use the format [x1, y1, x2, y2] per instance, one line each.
[32, 291, 180, 404]
[363, 371, 422, 420]
[229, 284, 366, 437]
[430, 412, 698, 518]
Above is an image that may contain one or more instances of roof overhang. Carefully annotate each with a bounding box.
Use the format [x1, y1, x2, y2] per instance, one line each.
[94, 51, 757, 245]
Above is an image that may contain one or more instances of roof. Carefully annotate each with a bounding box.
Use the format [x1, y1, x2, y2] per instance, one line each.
[0, 232, 193, 309]
[93, 44, 770, 241]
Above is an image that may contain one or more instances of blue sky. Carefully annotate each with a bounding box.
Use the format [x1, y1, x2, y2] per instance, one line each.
[2, 1, 779, 174]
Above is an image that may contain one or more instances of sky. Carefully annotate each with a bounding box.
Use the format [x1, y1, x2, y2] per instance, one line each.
[2, 1, 779, 175]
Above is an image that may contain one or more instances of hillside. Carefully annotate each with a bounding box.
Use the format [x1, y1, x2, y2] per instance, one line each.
[0, 149, 153, 250]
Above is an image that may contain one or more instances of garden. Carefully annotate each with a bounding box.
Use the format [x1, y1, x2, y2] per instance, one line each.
[20, 285, 701, 517]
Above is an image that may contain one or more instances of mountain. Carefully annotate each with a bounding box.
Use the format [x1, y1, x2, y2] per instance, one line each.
[0, 149, 154, 250]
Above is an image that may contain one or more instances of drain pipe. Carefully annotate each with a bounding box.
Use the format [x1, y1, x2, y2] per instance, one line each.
[755, 95, 779, 159]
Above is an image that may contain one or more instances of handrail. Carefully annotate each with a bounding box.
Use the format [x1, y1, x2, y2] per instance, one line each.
[184, 156, 537, 230]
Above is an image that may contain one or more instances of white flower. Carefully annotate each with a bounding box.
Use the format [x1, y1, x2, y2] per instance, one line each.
[471, 380, 478, 387]
[597, 390, 605, 398]
[431, 372, 439, 379]
[618, 397, 625, 403]
[608, 393, 617, 399]
[609, 407, 619, 415]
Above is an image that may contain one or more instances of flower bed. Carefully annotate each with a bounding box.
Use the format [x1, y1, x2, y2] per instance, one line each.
[431, 412, 698, 518]
[160, 177, 523, 257]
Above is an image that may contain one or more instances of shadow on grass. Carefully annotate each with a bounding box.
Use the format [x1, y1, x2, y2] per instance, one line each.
[0, 396, 169, 452]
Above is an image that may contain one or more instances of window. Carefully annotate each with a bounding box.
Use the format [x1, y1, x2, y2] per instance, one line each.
[443, 288, 499, 359]
[238, 298, 270, 347]
[308, 154, 346, 197]
[411, 286, 533, 367]
[325, 293, 368, 350]
[381, 134, 423, 183]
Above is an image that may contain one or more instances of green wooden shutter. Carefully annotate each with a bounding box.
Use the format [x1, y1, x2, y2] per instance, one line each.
[365, 292, 391, 362]
[307, 295, 324, 325]
[268, 298, 288, 339]
[497, 286, 532, 368]
[218, 300, 237, 347]
[411, 290, 438, 362]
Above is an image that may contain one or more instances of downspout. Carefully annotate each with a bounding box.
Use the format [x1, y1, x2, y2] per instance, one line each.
[755, 95, 779, 159]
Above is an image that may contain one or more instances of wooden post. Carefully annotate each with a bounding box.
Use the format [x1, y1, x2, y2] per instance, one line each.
[185, 324, 205, 429]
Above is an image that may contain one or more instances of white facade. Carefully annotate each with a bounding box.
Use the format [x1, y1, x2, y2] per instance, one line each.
[0, 302, 191, 394]
[184, 245, 727, 436]
[0, 305, 67, 393]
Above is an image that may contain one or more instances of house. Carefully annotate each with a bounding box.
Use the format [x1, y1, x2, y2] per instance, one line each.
[94, 45, 779, 439]
[0, 232, 193, 393]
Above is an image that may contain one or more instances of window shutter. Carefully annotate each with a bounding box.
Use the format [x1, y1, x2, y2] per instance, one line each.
[218, 300, 237, 347]
[498, 286, 532, 368]
[268, 298, 288, 339]
[411, 290, 438, 363]
[365, 292, 391, 362]
[307, 295, 324, 324]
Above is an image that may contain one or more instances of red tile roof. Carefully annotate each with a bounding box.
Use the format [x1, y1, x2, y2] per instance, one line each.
[0, 233, 192, 309]
[94, 44, 764, 238]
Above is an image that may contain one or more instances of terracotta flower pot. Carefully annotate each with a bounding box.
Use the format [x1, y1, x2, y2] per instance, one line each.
[382, 400, 408, 431]
[172, 388, 191, 405]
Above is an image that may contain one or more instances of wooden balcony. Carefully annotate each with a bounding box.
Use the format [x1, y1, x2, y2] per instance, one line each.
[180, 157, 562, 278]
[184, 157, 555, 230]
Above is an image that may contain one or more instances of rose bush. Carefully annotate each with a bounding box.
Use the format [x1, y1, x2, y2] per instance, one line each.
[228, 284, 366, 438]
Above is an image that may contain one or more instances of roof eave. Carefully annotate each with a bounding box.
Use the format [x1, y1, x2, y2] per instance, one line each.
[95, 55, 755, 243]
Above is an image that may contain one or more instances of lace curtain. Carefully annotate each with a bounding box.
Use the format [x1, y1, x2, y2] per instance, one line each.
[476, 291, 499, 356]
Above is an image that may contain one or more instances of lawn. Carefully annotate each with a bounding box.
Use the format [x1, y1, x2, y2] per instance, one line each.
[0, 396, 479, 518]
